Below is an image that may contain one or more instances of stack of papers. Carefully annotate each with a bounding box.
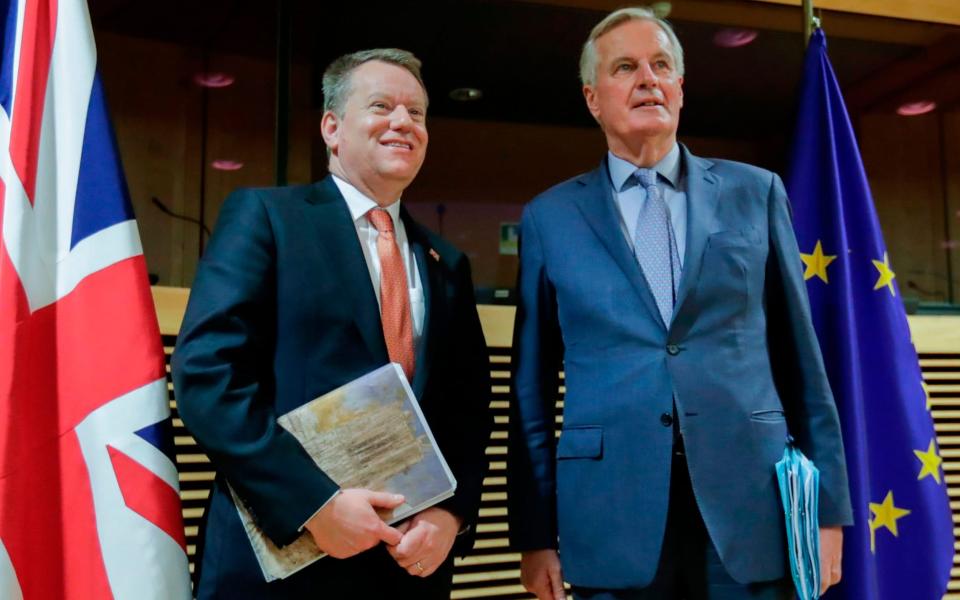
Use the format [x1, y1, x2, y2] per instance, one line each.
[775, 442, 821, 600]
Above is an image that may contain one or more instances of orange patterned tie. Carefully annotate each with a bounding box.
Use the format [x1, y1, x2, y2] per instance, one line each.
[367, 208, 415, 381]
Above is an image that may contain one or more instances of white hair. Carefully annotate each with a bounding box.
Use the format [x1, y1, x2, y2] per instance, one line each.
[579, 6, 685, 86]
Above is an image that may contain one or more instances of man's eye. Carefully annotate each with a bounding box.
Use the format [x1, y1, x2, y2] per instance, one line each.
[654, 60, 670, 70]
[615, 63, 634, 73]
[371, 102, 389, 111]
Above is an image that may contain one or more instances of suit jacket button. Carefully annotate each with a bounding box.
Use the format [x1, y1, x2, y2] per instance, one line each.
[660, 412, 674, 427]
[666, 344, 680, 355]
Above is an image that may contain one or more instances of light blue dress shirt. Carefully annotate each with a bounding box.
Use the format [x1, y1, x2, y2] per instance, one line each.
[607, 144, 687, 268]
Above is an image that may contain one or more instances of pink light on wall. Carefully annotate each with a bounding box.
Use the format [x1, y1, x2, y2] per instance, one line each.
[713, 29, 758, 48]
[896, 101, 936, 116]
[194, 72, 235, 88]
[211, 159, 243, 171]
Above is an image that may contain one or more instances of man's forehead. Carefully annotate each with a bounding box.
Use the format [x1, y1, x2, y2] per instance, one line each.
[597, 20, 673, 55]
[347, 63, 426, 100]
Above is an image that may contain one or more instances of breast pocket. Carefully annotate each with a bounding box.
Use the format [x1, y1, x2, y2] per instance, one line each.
[706, 227, 762, 250]
[699, 228, 765, 312]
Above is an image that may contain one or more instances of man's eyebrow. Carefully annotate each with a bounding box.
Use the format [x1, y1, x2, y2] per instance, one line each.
[365, 92, 425, 106]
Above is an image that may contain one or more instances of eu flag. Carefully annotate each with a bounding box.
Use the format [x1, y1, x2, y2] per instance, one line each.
[786, 28, 954, 599]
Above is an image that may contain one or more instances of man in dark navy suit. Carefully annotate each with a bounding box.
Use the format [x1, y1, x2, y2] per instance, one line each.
[172, 48, 490, 599]
[509, 7, 852, 600]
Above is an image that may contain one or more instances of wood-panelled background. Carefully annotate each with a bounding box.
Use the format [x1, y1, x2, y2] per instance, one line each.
[153, 287, 960, 599]
[97, 20, 960, 299]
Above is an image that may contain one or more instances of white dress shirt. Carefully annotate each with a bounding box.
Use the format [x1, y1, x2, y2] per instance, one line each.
[332, 175, 425, 348]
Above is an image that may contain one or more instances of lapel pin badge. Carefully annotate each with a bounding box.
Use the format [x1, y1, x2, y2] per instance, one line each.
[429, 248, 440, 262]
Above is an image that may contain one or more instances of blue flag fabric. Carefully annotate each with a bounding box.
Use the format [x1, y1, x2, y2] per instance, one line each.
[786, 28, 954, 600]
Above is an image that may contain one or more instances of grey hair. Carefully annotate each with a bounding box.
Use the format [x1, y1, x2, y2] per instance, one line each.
[321, 48, 428, 117]
[579, 6, 685, 86]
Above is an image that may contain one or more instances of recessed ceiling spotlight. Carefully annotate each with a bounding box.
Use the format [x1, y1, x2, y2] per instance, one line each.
[211, 159, 243, 171]
[449, 87, 483, 102]
[194, 72, 236, 88]
[713, 28, 758, 48]
[896, 101, 936, 116]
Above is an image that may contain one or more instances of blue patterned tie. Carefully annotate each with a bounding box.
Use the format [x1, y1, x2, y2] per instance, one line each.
[633, 168, 681, 326]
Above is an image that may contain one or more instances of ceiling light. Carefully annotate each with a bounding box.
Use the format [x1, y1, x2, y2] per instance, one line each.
[211, 159, 243, 171]
[896, 101, 936, 116]
[194, 73, 236, 88]
[713, 29, 758, 48]
[449, 87, 483, 102]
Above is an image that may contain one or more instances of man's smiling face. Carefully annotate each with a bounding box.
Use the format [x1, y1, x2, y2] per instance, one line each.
[324, 60, 428, 199]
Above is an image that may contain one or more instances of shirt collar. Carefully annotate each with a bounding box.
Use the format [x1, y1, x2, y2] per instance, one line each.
[607, 143, 681, 192]
[332, 174, 402, 226]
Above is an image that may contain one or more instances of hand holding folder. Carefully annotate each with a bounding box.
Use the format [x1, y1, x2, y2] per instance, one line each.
[775, 440, 821, 600]
[231, 363, 458, 581]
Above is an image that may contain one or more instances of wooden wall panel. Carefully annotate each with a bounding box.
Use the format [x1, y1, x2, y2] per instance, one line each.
[101, 27, 957, 301]
[98, 32, 312, 288]
[943, 112, 960, 303]
[98, 32, 203, 287]
[859, 112, 951, 302]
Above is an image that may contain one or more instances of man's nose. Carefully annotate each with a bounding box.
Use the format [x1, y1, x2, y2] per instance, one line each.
[637, 62, 658, 87]
[390, 105, 413, 128]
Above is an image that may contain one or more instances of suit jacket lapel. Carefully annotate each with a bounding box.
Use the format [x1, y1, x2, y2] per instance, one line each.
[304, 177, 389, 363]
[672, 146, 722, 327]
[400, 207, 440, 400]
[573, 159, 665, 329]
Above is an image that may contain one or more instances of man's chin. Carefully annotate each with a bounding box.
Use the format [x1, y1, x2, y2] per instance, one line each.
[620, 122, 677, 141]
[377, 164, 422, 186]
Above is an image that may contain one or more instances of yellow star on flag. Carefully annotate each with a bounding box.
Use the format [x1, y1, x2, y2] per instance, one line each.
[872, 252, 896, 296]
[800, 240, 837, 283]
[868, 490, 911, 553]
[914, 439, 943, 484]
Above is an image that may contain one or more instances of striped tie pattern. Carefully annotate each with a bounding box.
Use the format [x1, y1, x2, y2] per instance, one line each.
[633, 168, 682, 326]
[367, 208, 415, 381]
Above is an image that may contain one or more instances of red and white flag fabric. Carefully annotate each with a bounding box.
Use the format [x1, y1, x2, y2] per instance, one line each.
[0, 0, 191, 597]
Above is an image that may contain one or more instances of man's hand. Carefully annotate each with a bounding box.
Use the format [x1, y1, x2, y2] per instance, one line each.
[387, 507, 461, 577]
[304, 489, 405, 559]
[521, 549, 565, 600]
[819, 526, 843, 594]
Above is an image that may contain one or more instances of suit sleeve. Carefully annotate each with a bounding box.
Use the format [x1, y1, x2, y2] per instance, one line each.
[765, 173, 854, 527]
[171, 189, 339, 546]
[508, 204, 564, 551]
[436, 253, 493, 555]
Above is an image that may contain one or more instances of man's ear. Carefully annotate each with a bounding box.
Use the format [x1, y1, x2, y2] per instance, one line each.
[320, 110, 340, 154]
[583, 85, 602, 124]
[678, 76, 684, 109]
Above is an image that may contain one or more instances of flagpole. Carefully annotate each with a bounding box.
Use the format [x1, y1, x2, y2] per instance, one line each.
[803, 0, 815, 46]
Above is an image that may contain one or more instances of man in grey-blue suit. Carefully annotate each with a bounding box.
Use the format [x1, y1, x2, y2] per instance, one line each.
[509, 7, 853, 600]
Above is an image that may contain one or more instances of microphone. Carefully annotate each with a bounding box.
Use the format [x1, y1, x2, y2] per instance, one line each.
[151, 196, 212, 237]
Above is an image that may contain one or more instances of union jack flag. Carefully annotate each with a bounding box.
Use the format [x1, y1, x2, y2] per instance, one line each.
[0, 0, 191, 597]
